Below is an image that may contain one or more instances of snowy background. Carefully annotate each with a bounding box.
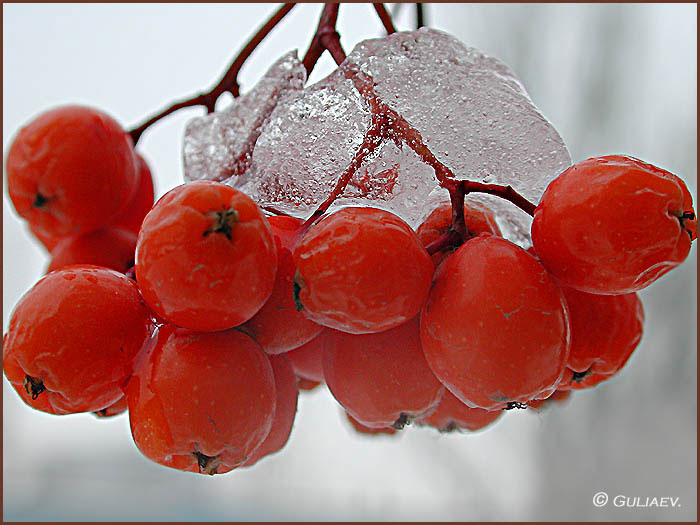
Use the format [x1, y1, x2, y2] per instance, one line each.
[3, 3, 697, 521]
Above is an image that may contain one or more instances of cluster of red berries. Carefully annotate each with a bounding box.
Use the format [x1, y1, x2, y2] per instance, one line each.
[3, 105, 697, 475]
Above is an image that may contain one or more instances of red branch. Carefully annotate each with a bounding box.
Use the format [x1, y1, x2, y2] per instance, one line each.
[305, 64, 537, 238]
[128, 3, 295, 144]
[373, 4, 397, 35]
[302, 4, 347, 75]
[302, 114, 388, 229]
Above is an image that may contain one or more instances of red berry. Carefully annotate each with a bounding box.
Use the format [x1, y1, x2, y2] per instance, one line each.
[3, 265, 154, 414]
[285, 332, 326, 383]
[136, 181, 277, 331]
[531, 155, 696, 294]
[417, 390, 503, 433]
[47, 228, 136, 274]
[416, 200, 501, 265]
[294, 207, 434, 334]
[345, 412, 398, 436]
[113, 152, 155, 235]
[557, 287, 644, 390]
[421, 234, 570, 410]
[528, 390, 572, 411]
[297, 378, 321, 391]
[28, 222, 60, 252]
[93, 395, 128, 418]
[126, 325, 276, 475]
[243, 354, 299, 467]
[323, 319, 444, 428]
[6, 105, 137, 237]
[243, 216, 322, 354]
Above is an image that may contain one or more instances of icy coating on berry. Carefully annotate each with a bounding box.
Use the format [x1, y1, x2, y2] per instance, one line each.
[183, 29, 571, 245]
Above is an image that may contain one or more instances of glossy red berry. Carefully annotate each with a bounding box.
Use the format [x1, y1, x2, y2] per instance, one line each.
[294, 207, 434, 334]
[416, 199, 501, 266]
[47, 228, 136, 274]
[417, 390, 503, 433]
[557, 287, 644, 390]
[126, 325, 276, 475]
[421, 234, 570, 410]
[528, 390, 572, 411]
[297, 378, 321, 391]
[3, 265, 154, 414]
[285, 332, 326, 383]
[243, 216, 322, 354]
[243, 354, 299, 467]
[323, 319, 444, 428]
[136, 181, 277, 331]
[113, 152, 155, 235]
[531, 155, 696, 294]
[93, 395, 128, 418]
[345, 412, 398, 436]
[28, 223, 60, 252]
[6, 105, 137, 238]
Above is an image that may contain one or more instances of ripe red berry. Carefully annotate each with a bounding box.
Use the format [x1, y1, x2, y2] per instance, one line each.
[243, 354, 299, 467]
[126, 325, 276, 475]
[6, 105, 137, 238]
[243, 216, 322, 354]
[323, 319, 445, 428]
[416, 200, 501, 265]
[294, 207, 434, 334]
[297, 378, 321, 391]
[285, 332, 326, 383]
[3, 265, 154, 414]
[93, 395, 128, 418]
[47, 228, 136, 274]
[421, 234, 570, 410]
[28, 223, 60, 252]
[345, 412, 398, 436]
[557, 287, 644, 390]
[531, 155, 696, 294]
[528, 390, 572, 411]
[136, 181, 277, 331]
[416, 390, 502, 433]
[113, 152, 155, 235]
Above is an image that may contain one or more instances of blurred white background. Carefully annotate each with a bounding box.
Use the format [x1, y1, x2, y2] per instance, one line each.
[3, 3, 697, 521]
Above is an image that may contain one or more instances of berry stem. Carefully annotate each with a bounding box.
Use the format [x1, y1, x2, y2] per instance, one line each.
[457, 180, 537, 217]
[302, 114, 388, 229]
[128, 3, 296, 144]
[302, 3, 347, 74]
[304, 63, 538, 230]
[373, 4, 397, 35]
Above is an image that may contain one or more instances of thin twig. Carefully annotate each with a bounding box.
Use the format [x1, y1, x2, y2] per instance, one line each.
[128, 3, 295, 144]
[416, 3, 426, 28]
[373, 4, 397, 34]
[302, 3, 346, 74]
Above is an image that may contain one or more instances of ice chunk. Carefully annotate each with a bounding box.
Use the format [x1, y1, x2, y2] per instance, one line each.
[189, 29, 571, 245]
[233, 74, 372, 211]
[183, 51, 306, 182]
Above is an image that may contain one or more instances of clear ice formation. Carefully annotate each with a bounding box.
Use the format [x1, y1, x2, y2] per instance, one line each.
[183, 52, 307, 182]
[183, 28, 572, 245]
